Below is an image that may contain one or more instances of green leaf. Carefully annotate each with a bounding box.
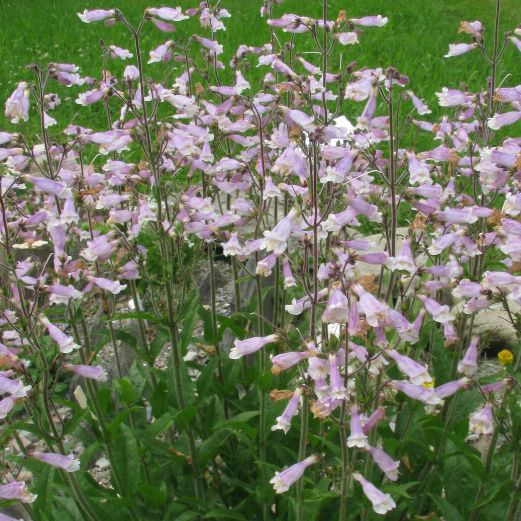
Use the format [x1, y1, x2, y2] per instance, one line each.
[146, 413, 174, 439]
[215, 410, 260, 429]
[107, 406, 142, 438]
[54, 496, 84, 521]
[80, 441, 101, 470]
[198, 429, 231, 466]
[113, 377, 136, 405]
[471, 480, 512, 509]
[150, 328, 169, 361]
[113, 423, 140, 498]
[139, 483, 167, 507]
[150, 379, 168, 418]
[174, 406, 199, 429]
[63, 408, 90, 437]
[203, 510, 247, 520]
[196, 356, 219, 402]
[430, 494, 464, 521]
[33, 465, 55, 521]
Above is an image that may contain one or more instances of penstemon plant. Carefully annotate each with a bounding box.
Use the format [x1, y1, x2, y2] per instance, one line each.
[0, 1, 521, 520]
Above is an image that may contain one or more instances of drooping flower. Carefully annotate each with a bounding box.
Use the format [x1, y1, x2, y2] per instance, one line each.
[352, 472, 396, 515]
[230, 334, 280, 359]
[63, 364, 108, 382]
[457, 335, 479, 375]
[270, 455, 320, 493]
[39, 316, 80, 354]
[469, 402, 494, 434]
[322, 283, 349, 323]
[367, 446, 400, 481]
[0, 481, 37, 503]
[347, 404, 368, 448]
[271, 386, 304, 433]
[77, 9, 115, 23]
[385, 350, 432, 385]
[28, 451, 80, 472]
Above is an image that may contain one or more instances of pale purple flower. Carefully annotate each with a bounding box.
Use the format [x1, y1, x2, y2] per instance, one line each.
[78, 9, 115, 23]
[271, 350, 315, 372]
[230, 333, 280, 359]
[0, 395, 16, 419]
[348, 404, 368, 448]
[417, 294, 455, 323]
[282, 257, 296, 288]
[197, 36, 223, 55]
[28, 451, 80, 472]
[222, 231, 243, 256]
[0, 482, 36, 503]
[362, 407, 386, 434]
[255, 253, 278, 277]
[367, 446, 400, 481]
[458, 336, 479, 375]
[350, 15, 388, 27]
[469, 403, 494, 434]
[336, 32, 359, 45]
[481, 380, 507, 394]
[87, 276, 127, 295]
[109, 45, 133, 60]
[146, 7, 189, 21]
[328, 352, 349, 400]
[389, 237, 416, 273]
[488, 111, 521, 130]
[407, 90, 431, 115]
[436, 87, 472, 107]
[352, 473, 396, 514]
[148, 41, 174, 64]
[63, 364, 108, 382]
[5, 82, 30, 123]
[322, 284, 349, 323]
[272, 387, 303, 433]
[392, 380, 439, 405]
[428, 231, 465, 255]
[386, 349, 432, 385]
[24, 175, 70, 198]
[150, 17, 176, 32]
[0, 376, 31, 398]
[260, 208, 297, 254]
[270, 455, 320, 493]
[434, 377, 470, 400]
[445, 43, 478, 57]
[39, 316, 80, 354]
[60, 197, 79, 224]
[352, 284, 390, 327]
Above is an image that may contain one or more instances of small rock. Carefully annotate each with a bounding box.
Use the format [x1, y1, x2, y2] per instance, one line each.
[95, 456, 110, 469]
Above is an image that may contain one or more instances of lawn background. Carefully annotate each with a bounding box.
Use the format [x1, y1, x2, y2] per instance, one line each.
[0, 0, 520, 139]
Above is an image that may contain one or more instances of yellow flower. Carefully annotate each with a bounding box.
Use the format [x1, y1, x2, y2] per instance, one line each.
[498, 350, 514, 365]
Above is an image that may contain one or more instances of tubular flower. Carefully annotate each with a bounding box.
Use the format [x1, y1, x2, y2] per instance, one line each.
[230, 334, 280, 359]
[352, 472, 396, 514]
[28, 451, 80, 472]
[271, 386, 304, 433]
[270, 455, 320, 494]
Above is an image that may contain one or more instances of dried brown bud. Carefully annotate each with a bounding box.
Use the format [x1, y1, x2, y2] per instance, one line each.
[195, 342, 216, 356]
[269, 389, 295, 402]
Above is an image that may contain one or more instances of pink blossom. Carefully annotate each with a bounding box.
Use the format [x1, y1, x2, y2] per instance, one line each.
[28, 451, 80, 472]
[272, 387, 303, 433]
[270, 455, 320, 493]
[352, 473, 396, 514]
[78, 9, 115, 23]
[230, 334, 280, 359]
[63, 364, 108, 382]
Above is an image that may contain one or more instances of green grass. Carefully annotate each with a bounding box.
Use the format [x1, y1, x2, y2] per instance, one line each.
[0, 0, 520, 138]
